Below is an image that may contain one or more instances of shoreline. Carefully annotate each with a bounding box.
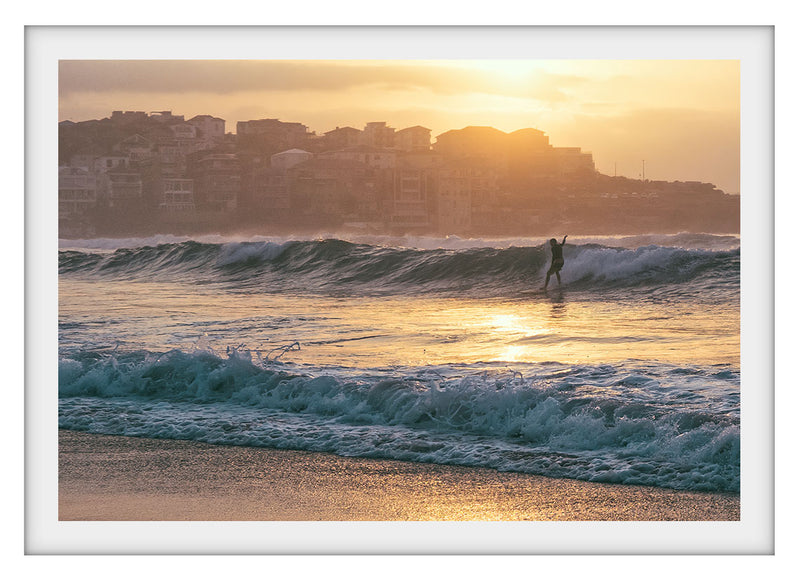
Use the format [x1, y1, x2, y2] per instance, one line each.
[58, 430, 740, 521]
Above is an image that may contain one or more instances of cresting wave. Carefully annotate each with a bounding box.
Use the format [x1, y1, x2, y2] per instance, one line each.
[58, 348, 740, 492]
[59, 238, 740, 297]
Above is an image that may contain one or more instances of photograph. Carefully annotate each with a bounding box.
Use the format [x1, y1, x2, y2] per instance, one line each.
[24, 25, 775, 555]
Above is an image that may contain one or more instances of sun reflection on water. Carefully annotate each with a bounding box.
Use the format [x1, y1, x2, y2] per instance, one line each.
[59, 278, 739, 368]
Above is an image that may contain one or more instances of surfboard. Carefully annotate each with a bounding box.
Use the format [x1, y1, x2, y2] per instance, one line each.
[520, 287, 565, 298]
[520, 288, 549, 297]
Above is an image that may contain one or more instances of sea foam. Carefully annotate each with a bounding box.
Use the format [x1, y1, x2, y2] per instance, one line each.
[58, 348, 740, 492]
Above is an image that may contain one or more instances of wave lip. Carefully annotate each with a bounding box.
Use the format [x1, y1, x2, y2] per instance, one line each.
[58, 348, 741, 493]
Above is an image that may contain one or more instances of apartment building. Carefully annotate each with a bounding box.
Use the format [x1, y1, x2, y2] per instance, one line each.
[188, 115, 226, 149]
[435, 164, 472, 231]
[245, 149, 314, 219]
[287, 158, 378, 225]
[360, 122, 395, 149]
[97, 171, 143, 211]
[320, 126, 362, 151]
[113, 134, 155, 163]
[433, 126, 508, 162]
[394, 126, 431, 152]
[58, 166, 97, 218]
[236, 118, 310, 154]
[68, 152, 99, 171]
[93, 155, 132, 174]
[318, 146, 397, 170]
[388, 166, 432, 230]
[552, 147, 596, 177]
[169, 123, 200, 154]
[190, 153, 241, 212]
[159, 178, 195, 212]
[250, 166, 291, 216]
[435, 162, 502, 232]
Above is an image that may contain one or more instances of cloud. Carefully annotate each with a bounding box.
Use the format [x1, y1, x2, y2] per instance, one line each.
[59, 60, 464, 95]
[57, 60, 590, 104]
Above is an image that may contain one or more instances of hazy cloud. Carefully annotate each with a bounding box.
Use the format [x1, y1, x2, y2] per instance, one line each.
[58, 60, 589, 104]
[58, 60, 478, 95]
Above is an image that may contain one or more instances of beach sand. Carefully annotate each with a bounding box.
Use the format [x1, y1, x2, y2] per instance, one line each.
[58, 429, 739, 521]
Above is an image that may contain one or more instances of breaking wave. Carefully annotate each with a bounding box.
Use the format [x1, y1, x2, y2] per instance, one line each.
[59, 237, 740, 298]
[58, 347, 740, 492]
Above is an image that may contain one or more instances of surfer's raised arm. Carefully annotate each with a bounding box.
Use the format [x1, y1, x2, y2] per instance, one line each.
[561, 235, 568, 245]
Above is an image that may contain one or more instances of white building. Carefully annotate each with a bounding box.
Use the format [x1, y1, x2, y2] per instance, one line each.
[59, 166, 97, 218]
[270, 149, 313, 172]
[160, 178, 195, 212]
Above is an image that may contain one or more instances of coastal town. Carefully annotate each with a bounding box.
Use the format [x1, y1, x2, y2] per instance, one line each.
[58, 110, 740, 238]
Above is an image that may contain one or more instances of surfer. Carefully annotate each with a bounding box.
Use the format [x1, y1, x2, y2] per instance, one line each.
[544, 235, 568, 289]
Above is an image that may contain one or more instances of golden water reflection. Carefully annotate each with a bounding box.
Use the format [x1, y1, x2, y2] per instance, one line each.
[59, 279, 740, 368]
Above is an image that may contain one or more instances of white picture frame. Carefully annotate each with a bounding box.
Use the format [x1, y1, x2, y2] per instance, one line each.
[23, 21, 777, 561]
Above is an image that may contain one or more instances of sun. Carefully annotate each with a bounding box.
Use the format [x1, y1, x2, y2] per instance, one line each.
[444, 59, 545, 82]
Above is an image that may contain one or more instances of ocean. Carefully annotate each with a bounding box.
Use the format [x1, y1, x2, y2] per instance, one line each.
[58, 232, 740, 494]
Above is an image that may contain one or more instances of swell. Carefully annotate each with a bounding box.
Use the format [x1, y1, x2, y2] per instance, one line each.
[58, 239, 741, 297]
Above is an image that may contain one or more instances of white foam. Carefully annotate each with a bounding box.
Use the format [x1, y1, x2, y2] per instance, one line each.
[57, 350, 741, 492]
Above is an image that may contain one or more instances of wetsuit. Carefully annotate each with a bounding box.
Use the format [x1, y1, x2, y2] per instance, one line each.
[547, 243, 564, 275]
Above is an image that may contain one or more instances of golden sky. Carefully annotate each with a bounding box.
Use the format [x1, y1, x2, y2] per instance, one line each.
[59, 59, 740, 193]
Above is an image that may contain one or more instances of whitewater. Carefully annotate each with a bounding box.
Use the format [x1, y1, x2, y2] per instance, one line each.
[58, 233, 740, 493]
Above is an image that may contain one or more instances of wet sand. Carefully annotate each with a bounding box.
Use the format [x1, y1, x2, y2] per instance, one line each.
[58, 430, 740, 521]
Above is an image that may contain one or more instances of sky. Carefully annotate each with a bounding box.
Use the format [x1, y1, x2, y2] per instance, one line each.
[59, 59, 740, 194]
